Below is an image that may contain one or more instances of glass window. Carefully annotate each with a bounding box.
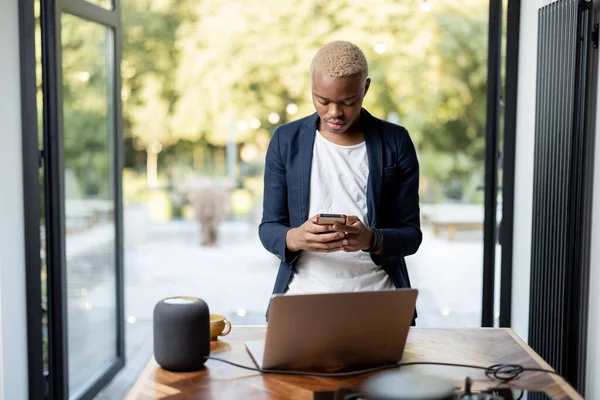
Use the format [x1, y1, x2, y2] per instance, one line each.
[61, 12, 117, 396]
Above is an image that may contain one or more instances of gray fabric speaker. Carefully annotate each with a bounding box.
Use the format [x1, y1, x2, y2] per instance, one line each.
[153, 296, 210, 371]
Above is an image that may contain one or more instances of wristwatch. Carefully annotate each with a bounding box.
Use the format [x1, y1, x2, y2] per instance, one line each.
[362, 228, 383, 253]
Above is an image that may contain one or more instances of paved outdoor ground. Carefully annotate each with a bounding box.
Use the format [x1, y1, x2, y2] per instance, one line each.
[90, 217, 500, 398]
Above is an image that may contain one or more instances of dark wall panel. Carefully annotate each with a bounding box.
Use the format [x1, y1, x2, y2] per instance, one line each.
[529, 0, 597, 395]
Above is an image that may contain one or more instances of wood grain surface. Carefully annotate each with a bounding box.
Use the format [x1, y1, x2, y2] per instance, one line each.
[126, 326, 581, 400]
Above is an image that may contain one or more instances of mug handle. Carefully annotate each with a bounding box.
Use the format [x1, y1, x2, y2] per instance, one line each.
[220, 320, 231, 336]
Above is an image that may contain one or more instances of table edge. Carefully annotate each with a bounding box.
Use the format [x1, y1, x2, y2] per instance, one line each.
[124, 327, 583, 400]
[506, 329, 583, 400]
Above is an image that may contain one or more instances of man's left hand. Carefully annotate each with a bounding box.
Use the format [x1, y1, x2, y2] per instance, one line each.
[332, 216, 373, 252]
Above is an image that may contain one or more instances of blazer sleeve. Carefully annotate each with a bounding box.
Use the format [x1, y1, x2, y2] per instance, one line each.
[258, 128, 301, 264]
[372, 128, 422, 265]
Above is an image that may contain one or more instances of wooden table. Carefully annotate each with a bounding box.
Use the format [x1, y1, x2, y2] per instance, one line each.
[126, 326, 581, 400]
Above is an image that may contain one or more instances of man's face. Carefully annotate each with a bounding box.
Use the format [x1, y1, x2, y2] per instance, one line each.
[311, 72, 370, 134]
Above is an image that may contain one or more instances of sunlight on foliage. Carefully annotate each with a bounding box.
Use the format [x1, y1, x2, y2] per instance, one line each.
[62, 0, 491, 211]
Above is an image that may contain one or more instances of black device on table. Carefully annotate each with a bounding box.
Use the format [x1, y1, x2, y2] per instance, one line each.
[313, 387, 550, 400]
[313, 379, 550, 400]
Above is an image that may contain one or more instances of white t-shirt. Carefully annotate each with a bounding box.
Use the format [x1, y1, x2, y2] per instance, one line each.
[286, 130, 395, 294]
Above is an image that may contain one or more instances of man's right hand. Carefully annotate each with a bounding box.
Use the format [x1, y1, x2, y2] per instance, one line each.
[286, 215, 347, 253]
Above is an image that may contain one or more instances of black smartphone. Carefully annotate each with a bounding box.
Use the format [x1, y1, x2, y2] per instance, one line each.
[316, 213, 347, 225]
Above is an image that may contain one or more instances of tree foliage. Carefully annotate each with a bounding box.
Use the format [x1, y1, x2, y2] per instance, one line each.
[63, 0, 491, 202]
[61, 13, 113, 198]
[169, 0, 489, 200]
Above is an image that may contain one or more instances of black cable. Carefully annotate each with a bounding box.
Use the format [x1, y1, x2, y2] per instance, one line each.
[204, 356, 564, 382]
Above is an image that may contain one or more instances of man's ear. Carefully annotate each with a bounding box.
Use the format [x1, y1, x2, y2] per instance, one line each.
[363, 78, 371, 97]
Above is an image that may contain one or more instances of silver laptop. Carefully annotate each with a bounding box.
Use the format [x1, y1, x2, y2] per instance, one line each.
[245, 289, 418, 370]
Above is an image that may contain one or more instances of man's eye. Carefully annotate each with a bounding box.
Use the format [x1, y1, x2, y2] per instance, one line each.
[344, 102, 355, 106]
[319, 101, 329, 105]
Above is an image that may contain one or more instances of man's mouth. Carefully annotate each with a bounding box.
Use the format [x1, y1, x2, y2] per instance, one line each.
[327, 121, 346, 129]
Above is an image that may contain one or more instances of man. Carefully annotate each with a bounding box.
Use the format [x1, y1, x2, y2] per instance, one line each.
[259, 41, 422, 319]
[189, 180, 227, 246]
[166, 172, 227, 246]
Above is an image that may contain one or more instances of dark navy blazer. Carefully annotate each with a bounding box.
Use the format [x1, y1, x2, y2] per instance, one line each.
[258, 109, 422, 319]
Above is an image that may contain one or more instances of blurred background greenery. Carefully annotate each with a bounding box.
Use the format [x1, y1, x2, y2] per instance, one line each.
[34, 0, 500, 385]
[60, 0, 491, 222]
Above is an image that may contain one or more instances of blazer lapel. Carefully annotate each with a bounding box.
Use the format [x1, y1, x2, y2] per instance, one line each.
[362, 110, 382, 228]
[300, 113, 319, 220]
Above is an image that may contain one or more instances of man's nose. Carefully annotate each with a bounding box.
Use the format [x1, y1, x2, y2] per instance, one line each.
[329, 104, 343, 117]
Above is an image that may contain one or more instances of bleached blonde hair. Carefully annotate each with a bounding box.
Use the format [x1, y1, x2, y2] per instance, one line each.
[310, 40, 369, 82]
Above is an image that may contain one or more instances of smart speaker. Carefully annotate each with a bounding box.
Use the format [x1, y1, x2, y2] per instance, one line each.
[153, 296, 210, 371]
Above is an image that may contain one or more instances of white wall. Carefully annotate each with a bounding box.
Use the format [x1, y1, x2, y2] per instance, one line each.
[0, 0, 29, 398]
[511, 0, 556, 341]
[0, 262, 3, 399]
[585, 47, 600, 400]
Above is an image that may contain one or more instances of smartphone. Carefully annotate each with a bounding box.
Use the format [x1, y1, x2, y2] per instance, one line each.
[316, 213, 347, 225]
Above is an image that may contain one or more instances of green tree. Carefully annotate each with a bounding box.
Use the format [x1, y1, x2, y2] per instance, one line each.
[420, 3, 489, 192]
[121, 0, 490, 202]
[61, 13, 113, 199]
[121, 0, 195, 179]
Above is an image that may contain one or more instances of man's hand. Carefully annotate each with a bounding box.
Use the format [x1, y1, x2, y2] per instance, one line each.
[332, 216, 373, 252]
[286, 215, 346, 253]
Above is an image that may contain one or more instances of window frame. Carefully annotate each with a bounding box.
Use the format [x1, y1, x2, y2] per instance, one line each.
[20, 0, 125, 398]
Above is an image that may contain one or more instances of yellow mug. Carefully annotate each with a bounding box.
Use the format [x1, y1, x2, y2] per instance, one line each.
[209, 314, 231, 340]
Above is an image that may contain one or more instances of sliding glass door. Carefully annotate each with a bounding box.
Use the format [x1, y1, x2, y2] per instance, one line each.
[32, 0, 125, 398]
[60, 12, 122, 398]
